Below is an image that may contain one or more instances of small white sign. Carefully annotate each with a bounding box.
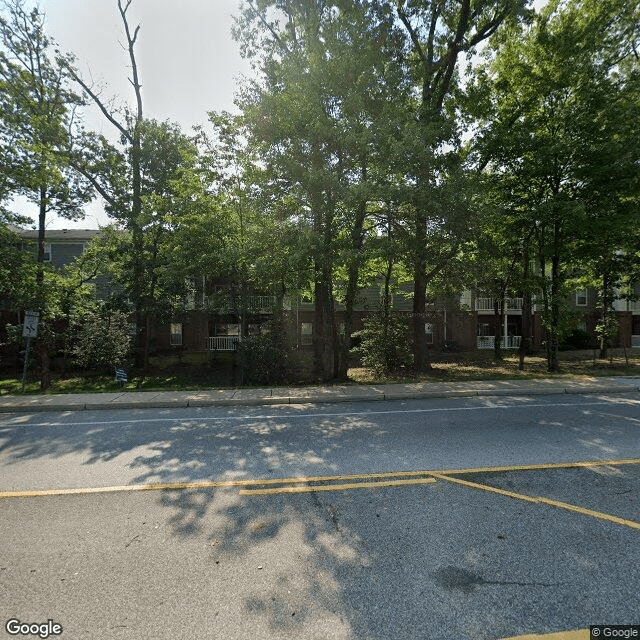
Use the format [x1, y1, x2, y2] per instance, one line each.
[22, 310, 40, 338]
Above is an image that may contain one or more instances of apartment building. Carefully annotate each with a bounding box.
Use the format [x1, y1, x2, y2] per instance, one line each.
[5, 226, 639, 357]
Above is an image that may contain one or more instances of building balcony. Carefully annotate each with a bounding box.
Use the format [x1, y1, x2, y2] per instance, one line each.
[206, 294, 279, 314]
[475, 297, 523, 313]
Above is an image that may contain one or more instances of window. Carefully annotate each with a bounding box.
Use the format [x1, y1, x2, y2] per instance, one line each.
[170, 323, 183, 346]
[478, 323, 490, 337]
[43, 243, 51, 262]
[425, 323, 434, 345]
[576, 290, 587, 306]
[301, 322, 312, 345]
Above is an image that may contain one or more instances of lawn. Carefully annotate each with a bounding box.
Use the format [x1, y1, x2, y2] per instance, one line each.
[349, 348, 640, 383]
[1, 348, 639, 395]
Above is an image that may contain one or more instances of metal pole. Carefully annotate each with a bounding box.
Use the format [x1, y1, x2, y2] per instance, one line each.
[21, 337, 31, 393]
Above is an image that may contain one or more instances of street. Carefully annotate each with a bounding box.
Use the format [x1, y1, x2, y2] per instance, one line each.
[1, 394, 639, 639]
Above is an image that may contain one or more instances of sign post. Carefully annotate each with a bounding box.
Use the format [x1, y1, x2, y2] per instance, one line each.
[21, 311, 39, 393]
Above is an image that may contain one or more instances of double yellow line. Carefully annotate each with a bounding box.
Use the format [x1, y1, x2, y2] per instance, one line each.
[2, 458, 639, 530]
[238, 458, 640, 530]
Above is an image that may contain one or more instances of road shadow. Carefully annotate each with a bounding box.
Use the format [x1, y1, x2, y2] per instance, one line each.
[2, 400, 640, 637]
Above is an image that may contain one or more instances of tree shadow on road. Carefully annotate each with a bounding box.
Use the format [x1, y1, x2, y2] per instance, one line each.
[2, 402, 640, 638]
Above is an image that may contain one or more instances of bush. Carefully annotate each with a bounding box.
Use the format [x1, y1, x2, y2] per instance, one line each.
[560, 328, 592, 350]
[70, 309, 132, 372]
[352, 314, 413, 375]
[236, 314, 298, 385]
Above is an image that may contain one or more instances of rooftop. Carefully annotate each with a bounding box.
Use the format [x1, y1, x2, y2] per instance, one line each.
[16, 228, 102, 241]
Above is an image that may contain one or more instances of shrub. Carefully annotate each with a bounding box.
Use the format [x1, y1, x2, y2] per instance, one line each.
[70, 309, 132, 372]
[236, 313, 298, 385]
[352, 314, 413, 375]
[560, 328, 592, 350]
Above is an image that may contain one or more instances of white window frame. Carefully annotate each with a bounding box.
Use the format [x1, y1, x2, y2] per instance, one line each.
[43, 243, 52, 262]
[576, 290, 587, 306]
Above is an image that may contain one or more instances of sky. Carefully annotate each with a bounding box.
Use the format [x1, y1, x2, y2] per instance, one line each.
[12, 0, 252, 229]
[11, 0, 548, 231]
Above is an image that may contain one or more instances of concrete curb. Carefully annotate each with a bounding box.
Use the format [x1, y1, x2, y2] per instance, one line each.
[0, 383, 637, 413]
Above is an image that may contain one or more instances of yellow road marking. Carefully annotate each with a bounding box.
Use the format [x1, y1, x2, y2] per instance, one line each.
[1, 456, 639, 500]
[0, 472, 436, 500]
[431, 473, 640, 530]
[535, 496, 640, 529]
[501, 629, 589, 640]
[438, 457, 640, 475]
[240, 477, 436, 496]
[429, 473, 540, 503]
[0, 479, 261, 499]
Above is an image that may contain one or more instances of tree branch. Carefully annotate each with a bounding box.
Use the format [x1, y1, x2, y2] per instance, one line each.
[396, 5, 428, 70]
[68, 156, 118, 210]
[65, 64, 131, 141]
[248, 0, 290, 55]
[118, 0, 143, 122]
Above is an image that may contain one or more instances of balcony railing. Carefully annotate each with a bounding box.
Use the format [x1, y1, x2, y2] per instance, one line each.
[206, 294, 278, 314]
[477, 335, 521, 349]
[475, 297, 523, 312]
[206, 336, 240, 351]
[628, 300, 640, 312]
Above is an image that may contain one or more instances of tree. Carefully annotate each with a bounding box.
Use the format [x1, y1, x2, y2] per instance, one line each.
[0, 212, 36, 314]
[78, 119, 212, 369]
[234, 0, 412, 380]
[0, 0, 91, 388]
[472, 0, 640, 370]
[393, 0, 531, 371]
[65, 0, 147, 367]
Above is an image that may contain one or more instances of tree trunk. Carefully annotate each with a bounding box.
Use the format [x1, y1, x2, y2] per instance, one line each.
[336, 196, 367, 380]
[599, 268, 611, 359]
[313, 269, 335, 381]
[493, 297, 503, 361]
[413, 266, 431, 373]
[548, 249, 561, 373]
[519, 248, 532, 371]
[37, 185, 51, 390]
[310, 144, 336, 382]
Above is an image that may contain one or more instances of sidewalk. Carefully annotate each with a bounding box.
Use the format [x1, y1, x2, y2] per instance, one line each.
[0, 377, 638, 412]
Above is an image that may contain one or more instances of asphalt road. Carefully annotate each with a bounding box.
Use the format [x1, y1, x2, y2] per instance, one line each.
[1, 394, 639, 639]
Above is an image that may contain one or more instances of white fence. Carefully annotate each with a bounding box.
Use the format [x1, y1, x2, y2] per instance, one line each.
[206, 336, 240, 351]
[477, 335, 522, 349]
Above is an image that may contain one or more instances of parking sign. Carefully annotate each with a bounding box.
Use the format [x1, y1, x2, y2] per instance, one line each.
[22, 310, 39, 338]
